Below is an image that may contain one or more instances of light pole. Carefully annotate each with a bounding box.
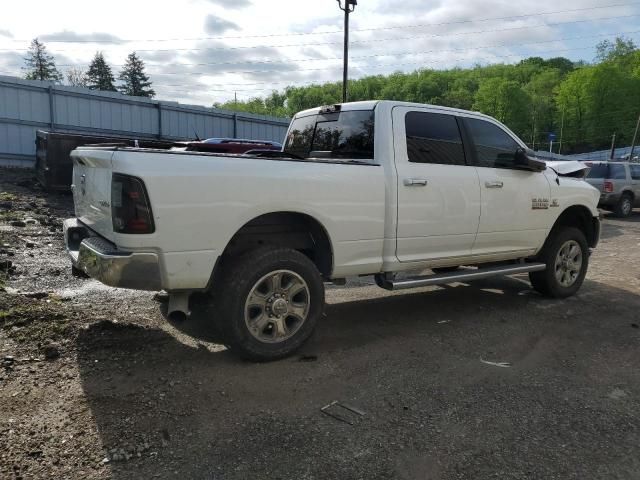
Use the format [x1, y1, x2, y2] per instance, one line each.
[337, 0, 357, 103]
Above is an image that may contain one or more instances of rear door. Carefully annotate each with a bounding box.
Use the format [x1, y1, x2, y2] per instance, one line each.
[462, 117, 552, 255]
[393, 107, 481, 262]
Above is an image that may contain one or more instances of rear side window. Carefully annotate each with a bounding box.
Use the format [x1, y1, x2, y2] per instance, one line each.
[586, 164, 608, 178]
[629, 165, 640, 180]
[465, 118, 520, 169]
[405, 112, 466, 165]
[609, 164, 627, 180]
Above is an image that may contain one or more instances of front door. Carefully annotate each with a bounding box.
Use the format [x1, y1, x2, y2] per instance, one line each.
[461, 117, 553, 255]
[394, 107, 481, 262]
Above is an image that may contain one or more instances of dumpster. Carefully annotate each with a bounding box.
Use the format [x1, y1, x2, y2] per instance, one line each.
[35, 131, 175, 192]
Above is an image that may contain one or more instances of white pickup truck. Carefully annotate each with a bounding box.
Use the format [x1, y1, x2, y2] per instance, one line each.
[64, 101, 600, 360]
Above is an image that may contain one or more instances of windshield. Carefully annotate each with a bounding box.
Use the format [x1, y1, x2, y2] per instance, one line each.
[284, 110, 375, 161]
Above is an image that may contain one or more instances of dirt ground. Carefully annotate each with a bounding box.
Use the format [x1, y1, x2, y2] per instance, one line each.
[1, 167, 640, 480]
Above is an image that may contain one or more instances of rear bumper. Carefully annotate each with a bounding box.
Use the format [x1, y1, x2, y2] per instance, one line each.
[63, 218, 162, 291]
[598, 192, 620, 207]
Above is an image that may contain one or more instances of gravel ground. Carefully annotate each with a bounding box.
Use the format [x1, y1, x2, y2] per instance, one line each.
[1, 167, 640, 480]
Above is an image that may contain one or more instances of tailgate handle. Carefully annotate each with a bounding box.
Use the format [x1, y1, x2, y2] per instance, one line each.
[485, 181, 504, 189]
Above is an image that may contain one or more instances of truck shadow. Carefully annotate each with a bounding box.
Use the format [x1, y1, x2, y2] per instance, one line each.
[74, 275, 640, 479]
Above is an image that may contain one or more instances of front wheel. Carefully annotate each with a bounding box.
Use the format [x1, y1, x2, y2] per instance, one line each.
[215, 247, 324, 361]
[529, 227, 589, 298]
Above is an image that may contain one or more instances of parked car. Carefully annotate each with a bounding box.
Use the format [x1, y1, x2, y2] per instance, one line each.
[584, 161, 640, 217]
[64, 101, 600, 361]
[184, 138, 282, 154]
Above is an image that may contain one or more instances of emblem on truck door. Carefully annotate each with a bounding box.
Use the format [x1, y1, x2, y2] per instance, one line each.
[532, 198, 550, 210]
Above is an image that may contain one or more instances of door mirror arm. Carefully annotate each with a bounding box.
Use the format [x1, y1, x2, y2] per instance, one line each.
[514, 148, 546, 172]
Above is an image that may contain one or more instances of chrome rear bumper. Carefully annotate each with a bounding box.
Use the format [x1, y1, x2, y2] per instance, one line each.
[63, 218, 162, 291]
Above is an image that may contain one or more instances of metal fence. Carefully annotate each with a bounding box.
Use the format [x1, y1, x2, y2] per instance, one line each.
[568, 146, 636, 162]
[0, 75, 290, 168]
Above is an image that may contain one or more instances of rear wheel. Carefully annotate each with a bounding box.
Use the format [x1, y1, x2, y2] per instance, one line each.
[215, 247, 324, 361]
[529, 227, 589, 298]
[614, 193, 633, 218]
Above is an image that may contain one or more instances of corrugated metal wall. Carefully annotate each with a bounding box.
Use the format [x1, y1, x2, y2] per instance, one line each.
[0, 75, 290, 168]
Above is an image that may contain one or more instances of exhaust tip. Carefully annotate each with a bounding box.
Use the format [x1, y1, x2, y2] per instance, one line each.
[167, 292, 190, 322]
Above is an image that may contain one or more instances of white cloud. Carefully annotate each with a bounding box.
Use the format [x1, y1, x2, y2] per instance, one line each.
[40, 31, 124, 44]
[202, 0, 252, 9]
[204, 15, 240, 34]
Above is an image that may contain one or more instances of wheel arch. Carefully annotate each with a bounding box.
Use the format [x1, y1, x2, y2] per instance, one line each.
[621, 188, 635, 200]
[547, 204, 599, 249]
[216, 211, 334, 280]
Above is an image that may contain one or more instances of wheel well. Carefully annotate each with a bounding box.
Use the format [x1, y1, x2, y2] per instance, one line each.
[550, 205, 598, 248]
[220, 212, 333, 278]
[621, 189, 634, 200]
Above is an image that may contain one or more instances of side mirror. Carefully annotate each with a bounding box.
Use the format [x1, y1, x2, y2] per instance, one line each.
[514, 148, 546, 172]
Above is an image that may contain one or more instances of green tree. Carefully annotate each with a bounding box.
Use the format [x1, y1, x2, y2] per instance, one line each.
[525, 68, 562, 148]
[556, 62, 640, 152]
[86, 52, 116, 91]
[23, 38, 62, 82]
[596, 37, 637, 63]
[473, 78, 531, 136]
[118, 52, 155, 98]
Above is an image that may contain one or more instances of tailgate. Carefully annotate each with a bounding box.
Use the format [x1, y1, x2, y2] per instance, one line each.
[70, 148, 116, 242]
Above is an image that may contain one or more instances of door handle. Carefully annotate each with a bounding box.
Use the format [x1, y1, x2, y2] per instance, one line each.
[484, 181, 504, 189]
[404, 178, 428, 187]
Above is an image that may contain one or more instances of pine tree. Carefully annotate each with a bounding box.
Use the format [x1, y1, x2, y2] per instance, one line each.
[118, 52, 155, 98]
[23, 38, 63, 82]
[86, 52, 116, 91]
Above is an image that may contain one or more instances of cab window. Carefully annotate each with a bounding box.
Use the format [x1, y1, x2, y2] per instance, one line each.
[405, 111, 466, 165]
[465, 118, 520, 169]
[630, 164, 640, 180]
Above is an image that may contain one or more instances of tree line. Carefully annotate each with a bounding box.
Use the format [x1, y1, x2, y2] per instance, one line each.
[23, 38, 155, 98]
[215, 37, 640, 155]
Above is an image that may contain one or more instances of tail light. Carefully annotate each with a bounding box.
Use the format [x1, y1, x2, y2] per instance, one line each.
[111, 173, 155, 234]
[603, 181, 614, 193]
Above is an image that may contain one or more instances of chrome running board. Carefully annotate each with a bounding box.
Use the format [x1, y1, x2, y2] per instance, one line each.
[375, 263, 546, 291]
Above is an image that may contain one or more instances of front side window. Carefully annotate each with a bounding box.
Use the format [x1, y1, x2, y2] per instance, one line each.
[405, 111, 466, 165]
[465, 118, 521, 169]
[284, 110, 374, 160]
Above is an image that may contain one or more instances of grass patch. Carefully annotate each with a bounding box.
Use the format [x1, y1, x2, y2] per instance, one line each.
[0, 211, 20, 222]
[0, 305, 70, 343]
[0, 192, 17, 202]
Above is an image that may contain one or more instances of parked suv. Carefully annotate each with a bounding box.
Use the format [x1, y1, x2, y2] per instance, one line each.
[585, 161, 640, 217]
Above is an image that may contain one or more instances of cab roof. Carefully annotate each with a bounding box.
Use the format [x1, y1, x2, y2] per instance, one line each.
[294, 100, 497, 122]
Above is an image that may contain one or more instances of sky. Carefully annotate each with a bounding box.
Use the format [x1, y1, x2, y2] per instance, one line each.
[1, 0, 639, 108]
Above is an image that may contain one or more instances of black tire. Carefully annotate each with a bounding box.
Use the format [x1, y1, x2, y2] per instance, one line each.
[215, 247, 324, 361]
[432, 266, 460, 274]
[614, 193, 633, 218]
[529, 227, 589, 298]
